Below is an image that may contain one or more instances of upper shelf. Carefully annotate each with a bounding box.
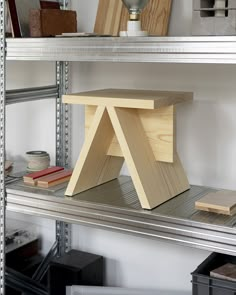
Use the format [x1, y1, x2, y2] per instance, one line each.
[6, 36, 236, 63]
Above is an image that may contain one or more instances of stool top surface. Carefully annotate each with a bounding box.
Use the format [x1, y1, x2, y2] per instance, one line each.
[63, 89, 193, 109]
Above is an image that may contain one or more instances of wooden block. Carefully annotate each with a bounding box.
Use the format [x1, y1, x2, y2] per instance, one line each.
[94, 0, 123, 36]
[107, 106, 189, 209]
[37, 170, 72, 188]
[63, 89, 193, 110]
[195, 191, 236, 215]
[29, 9, 77, 37]
[86, 105, 176, 163]
[23, 166, 64, 185]
[65, 106, 124, 196]
[119, 0, 172, 36]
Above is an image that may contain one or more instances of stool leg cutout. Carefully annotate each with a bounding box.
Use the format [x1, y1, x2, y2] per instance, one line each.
[107, 106, 189, 210]
[65, 106, 124, 196]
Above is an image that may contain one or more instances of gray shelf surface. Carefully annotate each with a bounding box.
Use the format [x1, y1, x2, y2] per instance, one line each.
[6, 176, 236, 256]
[6, 36, 236, 63]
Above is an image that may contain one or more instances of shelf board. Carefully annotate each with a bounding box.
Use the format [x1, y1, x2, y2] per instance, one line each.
[6, 36, 236, 63]
[6, 176, 236, 255]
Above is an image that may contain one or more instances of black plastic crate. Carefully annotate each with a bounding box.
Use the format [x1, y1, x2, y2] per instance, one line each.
[48, 249, 104, 295]
[192, 252, 236, 295]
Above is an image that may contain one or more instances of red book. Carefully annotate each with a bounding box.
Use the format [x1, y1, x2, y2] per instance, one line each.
[24, 166, 64, 184]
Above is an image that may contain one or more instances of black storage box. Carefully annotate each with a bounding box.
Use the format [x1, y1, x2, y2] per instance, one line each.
[192, 252, 236, 295]
[48, 249, 104, 295]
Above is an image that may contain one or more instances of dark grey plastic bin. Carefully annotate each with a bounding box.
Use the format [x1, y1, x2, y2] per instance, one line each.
[192, 253, 236, 295]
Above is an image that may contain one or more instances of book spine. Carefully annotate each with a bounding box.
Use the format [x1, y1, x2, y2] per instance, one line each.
[7, 0, 21, 37]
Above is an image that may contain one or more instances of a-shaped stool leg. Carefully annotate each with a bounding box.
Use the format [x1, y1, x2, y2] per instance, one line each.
[107, 106, 189, 209]
[65, 106, 124, 196]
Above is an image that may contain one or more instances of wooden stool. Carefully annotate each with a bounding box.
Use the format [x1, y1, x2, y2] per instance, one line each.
[63, 89, 193, 210]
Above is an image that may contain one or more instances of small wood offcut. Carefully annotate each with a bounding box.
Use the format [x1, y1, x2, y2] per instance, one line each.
[63, 89, 193, 210]
[195, 191, 236, 215]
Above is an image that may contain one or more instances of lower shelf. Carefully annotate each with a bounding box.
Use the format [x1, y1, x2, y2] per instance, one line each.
[6, 176, 236, 255]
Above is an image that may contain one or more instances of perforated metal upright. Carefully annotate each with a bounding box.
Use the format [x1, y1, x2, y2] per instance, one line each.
[55, 0, 72, 256]
[0, 0, 5, 293]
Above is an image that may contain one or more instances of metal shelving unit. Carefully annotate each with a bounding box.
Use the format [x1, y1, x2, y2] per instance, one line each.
[4, 35, 236, 260]
[2, 9, 236, 295]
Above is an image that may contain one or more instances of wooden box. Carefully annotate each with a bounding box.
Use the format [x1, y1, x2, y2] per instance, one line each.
[29, 9, 77, 37]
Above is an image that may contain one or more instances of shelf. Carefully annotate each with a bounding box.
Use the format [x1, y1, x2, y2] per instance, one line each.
[6, 85, 58, 105]
[6, 176, 236, 256]
[6, 36, 236, 63]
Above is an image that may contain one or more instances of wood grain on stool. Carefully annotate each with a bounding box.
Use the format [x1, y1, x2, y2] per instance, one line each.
[65, 106, 124, 196]
[63, 89, 193, 210]
[86, 105, 175, 163]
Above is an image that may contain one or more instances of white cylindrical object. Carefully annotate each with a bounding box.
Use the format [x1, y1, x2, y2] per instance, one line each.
[127, 20, 141, 32]
[26, 151, 50, 171]
[214, 0, 226, 17]
[120, 20, 148, 37]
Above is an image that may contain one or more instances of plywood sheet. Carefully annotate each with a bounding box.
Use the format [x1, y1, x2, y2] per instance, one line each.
[94, 0, 123, 36]
[119, 0, 172, 36]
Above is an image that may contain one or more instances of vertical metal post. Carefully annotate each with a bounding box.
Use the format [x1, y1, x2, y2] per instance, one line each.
[0, 0, 5, 294]
[56, 61, 71, 169]
[55, 0, 72, 257]
[55, 61, 72, 256]
[55, 0, 72, 255]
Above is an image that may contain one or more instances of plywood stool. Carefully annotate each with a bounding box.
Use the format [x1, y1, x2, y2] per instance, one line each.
[63, 89, 193, 210]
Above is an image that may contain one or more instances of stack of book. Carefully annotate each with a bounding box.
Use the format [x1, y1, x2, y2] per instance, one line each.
[23, 166, 72, 188]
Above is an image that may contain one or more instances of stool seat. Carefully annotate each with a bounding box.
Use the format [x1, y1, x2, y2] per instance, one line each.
[63, 89, 193, 109]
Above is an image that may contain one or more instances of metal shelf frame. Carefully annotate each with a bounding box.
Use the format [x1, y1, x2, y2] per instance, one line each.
[2, 4, 236, 295]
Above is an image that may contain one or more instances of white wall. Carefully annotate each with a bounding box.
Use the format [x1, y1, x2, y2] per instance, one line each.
[6, 0, 236, 293]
